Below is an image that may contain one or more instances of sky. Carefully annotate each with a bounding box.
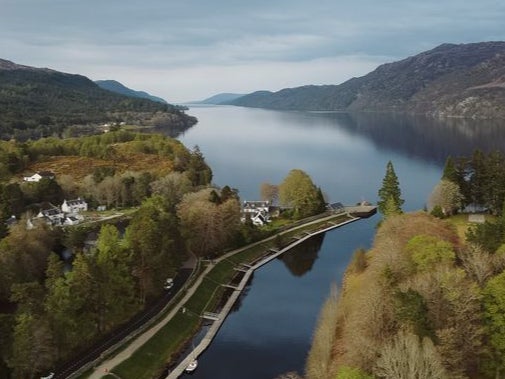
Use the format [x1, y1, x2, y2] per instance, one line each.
[1, 0, 505, 103]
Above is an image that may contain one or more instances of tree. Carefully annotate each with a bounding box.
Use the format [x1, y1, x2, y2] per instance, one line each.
[8, 313, 56, 378]
[279, 169, 325, 218]
[374, 330, 447, 379]
[428, 179, 464, 216]
[377, 161, 404, 217]
[482, 272, 505, 377]
[95, 224, 137, 330]
[177, 188, 228, 257]
[151, 171, 192, 211]
[406, 235, 455, 272]
[335, 366, 373, 379]
[186, 145, 212, 186]
[260, 182, 279, 203]
[126, 198, 178, 302]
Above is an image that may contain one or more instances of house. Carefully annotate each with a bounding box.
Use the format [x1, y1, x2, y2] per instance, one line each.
[61, 198, 88, 214]
[23, 171, 55, 182]
[251, 211, 270, 226]
[63, 215, 81, 226]
[37, 206, 64, 226]
[243, 201, 271, 214]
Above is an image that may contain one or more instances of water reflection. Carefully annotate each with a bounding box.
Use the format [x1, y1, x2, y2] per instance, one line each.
[315, 112, 505, 164]
[279, 233, 325, 277]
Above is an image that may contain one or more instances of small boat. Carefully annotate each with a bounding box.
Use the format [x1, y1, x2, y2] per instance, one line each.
[185, 358, 198, 373]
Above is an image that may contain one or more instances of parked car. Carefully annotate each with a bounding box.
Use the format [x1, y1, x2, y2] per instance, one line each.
[164, 278, 174, 290]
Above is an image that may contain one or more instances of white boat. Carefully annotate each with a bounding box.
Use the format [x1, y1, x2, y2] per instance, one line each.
[185, 359, 198, 373]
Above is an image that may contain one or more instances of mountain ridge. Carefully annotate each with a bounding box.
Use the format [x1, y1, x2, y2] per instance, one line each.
[0, 59, 196, 140]
[191, 92, 246, 104]
[95, 79, 168, 104]
[227, 41, 505, 119]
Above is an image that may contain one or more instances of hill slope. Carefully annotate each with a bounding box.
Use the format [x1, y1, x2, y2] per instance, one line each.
[95, 79, 168, 104]
[229, 42, 505, 118]
[193, 93, 246, 104]
[0, 59, 196, 140]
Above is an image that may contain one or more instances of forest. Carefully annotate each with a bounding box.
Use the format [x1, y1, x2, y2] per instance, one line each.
[0, 131, 248, 378]
[0, 131, 329, 378]
[0, 64, 197, 141]
[298, 152, 505, 379]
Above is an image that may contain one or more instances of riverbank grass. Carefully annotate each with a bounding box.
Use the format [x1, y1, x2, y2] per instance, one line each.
[112, 213, 352, 379]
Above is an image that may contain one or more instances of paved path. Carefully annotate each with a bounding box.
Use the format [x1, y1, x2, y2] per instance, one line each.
[86, 211, 358, 379]
[166, 215, 360, 378]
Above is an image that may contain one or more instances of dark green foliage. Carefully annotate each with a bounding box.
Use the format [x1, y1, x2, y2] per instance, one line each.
[0, 183, 24, 217]
[377, 161, 404, 217]
[93, 166, 116, 183]
[28, 177, 64, 205]
[443, 156, 456, 181]
[466, 217, 505, 253]
[482, 272, 505, 377]
[208, 189, 221, 204]
[430, 205, 445, 219]
[395, 289, 433, 339]
[0, 62, 195, 141]
[185, 146, 213, 186]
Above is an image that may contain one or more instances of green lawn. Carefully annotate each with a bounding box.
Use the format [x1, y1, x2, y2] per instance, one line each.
[112, 213, 352, 379]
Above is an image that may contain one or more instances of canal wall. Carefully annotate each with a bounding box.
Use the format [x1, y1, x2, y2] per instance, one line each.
[166, 215, 363, 378]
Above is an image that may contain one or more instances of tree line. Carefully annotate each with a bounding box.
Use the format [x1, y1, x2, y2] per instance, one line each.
[297, 157, 505, 379]
[0, 130, 332, 377]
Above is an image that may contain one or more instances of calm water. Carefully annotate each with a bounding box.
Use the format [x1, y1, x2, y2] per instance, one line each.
[175, 106, 505, 379]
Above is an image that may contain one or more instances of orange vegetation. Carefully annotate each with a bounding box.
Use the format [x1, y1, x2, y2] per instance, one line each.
[26, 153, 173, 181]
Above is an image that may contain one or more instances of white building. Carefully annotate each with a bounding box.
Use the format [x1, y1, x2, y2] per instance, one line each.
[61, 198, 88, 213]
[37, 207, 64, 226]
[23, 171, 55, 182]
[243, 201, 270, 214]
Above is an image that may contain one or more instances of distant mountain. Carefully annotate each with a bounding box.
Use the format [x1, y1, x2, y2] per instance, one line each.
[0, 59, 196, 140]
[193, 93, 246, 104]
[228, 42, 505, 119]
[95, 79, 168, 104]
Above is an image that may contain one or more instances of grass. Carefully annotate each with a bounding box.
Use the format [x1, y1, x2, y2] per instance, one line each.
[446, 213, 496, 242]
[111, 213, 353, 379]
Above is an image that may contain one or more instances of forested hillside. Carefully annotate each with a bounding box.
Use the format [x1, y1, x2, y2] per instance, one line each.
[303, 152, 505, 379]
[229, 42, 505, 119]
[0, 59, 196, 140]
[0, 131, 249, 378]
[95, 79, 168, 104]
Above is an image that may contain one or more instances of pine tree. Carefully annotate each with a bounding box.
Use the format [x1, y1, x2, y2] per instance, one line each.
[378, 161, 404, 217]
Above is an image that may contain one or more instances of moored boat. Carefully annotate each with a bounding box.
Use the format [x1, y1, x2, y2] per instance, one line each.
[185, 359, 198, 373]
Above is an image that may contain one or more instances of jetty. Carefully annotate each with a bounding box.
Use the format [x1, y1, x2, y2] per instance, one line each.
[166, 206, 375, 378]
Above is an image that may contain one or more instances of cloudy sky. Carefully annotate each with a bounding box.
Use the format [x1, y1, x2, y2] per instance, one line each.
[2, 0, 505, 102]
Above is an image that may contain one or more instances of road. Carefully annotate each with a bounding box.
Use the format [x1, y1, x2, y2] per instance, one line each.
[51, 268, 193, 379]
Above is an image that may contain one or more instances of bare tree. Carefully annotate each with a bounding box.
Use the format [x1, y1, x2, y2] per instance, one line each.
[374, 330, 447, 379]
[306, 286, 340, 379]
[427, 179, 464, 216]
[260, 182, 279, 203]
[458, 243, 495, 286]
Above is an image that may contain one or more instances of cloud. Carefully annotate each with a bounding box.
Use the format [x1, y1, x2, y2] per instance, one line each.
[1, 0, 505, 100]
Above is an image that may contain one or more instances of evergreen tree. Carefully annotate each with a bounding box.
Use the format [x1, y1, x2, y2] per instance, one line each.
[442, 156, 459, 183]
[377, 161, 404, 217]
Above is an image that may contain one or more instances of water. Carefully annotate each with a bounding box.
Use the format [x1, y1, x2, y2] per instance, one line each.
[174, 106, 505, 379]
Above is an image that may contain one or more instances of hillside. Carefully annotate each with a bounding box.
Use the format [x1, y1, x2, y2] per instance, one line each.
[192, 92, 245, 104]
[0, 59, 196, 140]
[95, 79, 168, 104]
[306, 212, 505, 379]
[229, 42, 505, 119]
